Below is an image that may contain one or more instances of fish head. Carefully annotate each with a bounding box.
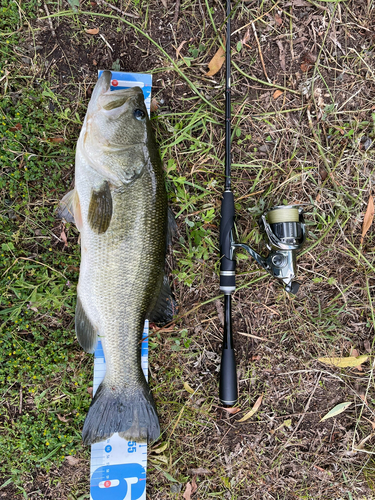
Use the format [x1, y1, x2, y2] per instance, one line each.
[79, 71, 154, 185]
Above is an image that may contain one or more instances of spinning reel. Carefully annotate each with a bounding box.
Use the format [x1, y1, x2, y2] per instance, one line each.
[233, 205, 306, 295]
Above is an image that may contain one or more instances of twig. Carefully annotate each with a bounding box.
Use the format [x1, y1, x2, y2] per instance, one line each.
[96, 0, 139, 19]
[173, 0, 180, 24]
[251, 21, 271, 83]
[100, 33, 113, 52]
[44, 3, 56, 38]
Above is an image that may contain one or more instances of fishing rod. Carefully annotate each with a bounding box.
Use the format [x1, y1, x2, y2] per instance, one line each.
[218, 0, 307, 406]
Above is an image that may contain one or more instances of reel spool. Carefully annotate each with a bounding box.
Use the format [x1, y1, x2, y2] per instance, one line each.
[233, 205, 306, 295]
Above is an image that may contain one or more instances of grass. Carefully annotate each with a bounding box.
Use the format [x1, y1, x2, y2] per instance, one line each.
[1, 0, 375, 498]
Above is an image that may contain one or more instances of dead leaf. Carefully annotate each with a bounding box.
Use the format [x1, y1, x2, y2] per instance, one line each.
[275, 13, 283, 26]
[60, 228, 68, 248]
[318, 355, 368, 368]
[320, 402, 353, 422]
[242, 28, 251, 45]
[276, 40, 286, 71]
[350, 348, 359, 357]
[215, 299, 224, 326]
[160, 0, 167, 6]
[206, 42, 225, 77]
[300, 51, 316, 72]
[191, 477, 197, 494]
[273, 89, 283, 100]
[238, 394, 263, 422]
[270, 418, 292, 434]
[364, 340, 371, 353]
[152, 441, 169, 454]
[85, 28, 99, 35]
[150, 98, 159, 113]
[219, 406, 241, 414]
[57, 413, 69, 423]
[189, 467, 211, 475]
[361, 195, 374, 244]
[183, 482, 192, 500]
[176, 40, 187, 59]
[10, 123, 22, 132]
[359, 393, 368, 404]
[87, 387, 93, 397]
[65, 455, 80, 466]
[183, 381, 195, 394]
[362, 416, 375, 430]
[48, 137, 65, 143]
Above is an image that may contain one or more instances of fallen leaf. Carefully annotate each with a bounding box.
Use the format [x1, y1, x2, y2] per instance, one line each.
[10, 123, 22, 132]
[270, 418, 292, 434]
[87, 387, 93, 397]
[361, 195, 374, 244]
[85, 27, 99, 35]
[276, 40, 286, 71]
[189, 467, 211, 475]
[57, 413, 69, 423]
[215, 299, 224, 326]
[320, 402, 353, 422]
[60, 228, 68, 248]
[318, 355, 368, 368]
[362, 416, 375, 430]
[176, 40, 187, 59]
[183, 482, 192, 500]
[149, 454, 169, 464]
[242, 28, 251, 45]
[206, 42, 225, 76]
[359, 393, 368, 404]
[364, 340, 371, 353]
[191, 477, 197, 494]
[238, 394, 263, 422]
[160, 0, 168, 6]
[183, 381, 195, 394]
[275, 13, 283, 26]
[273, 89, 283, 99]
[300, 50, 316, 72]
[150, 98, 159, 113]
[48, 137, 65, 143]
[65, 455, 80, 465]
[220, 406, 241, 414]
[152, 442, 169, 454]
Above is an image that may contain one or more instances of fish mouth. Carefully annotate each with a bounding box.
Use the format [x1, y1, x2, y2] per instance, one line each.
[99, 87, 142, 111]
[89, 71, 144, 112]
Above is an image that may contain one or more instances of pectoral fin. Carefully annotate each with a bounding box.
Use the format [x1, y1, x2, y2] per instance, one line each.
[88, 181, 112, 234]
[57, 189, 83, 232]
[75, 296, 98, 353]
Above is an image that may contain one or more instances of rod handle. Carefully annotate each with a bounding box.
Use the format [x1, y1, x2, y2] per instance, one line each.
[219, 294, 238, 406]
[219, 345, 238, 406]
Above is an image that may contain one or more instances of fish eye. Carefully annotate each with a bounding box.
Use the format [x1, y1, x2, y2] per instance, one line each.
[134, 109, 146, 121]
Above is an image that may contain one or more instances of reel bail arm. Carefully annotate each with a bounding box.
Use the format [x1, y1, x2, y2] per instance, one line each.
[233, 205, 306, 295]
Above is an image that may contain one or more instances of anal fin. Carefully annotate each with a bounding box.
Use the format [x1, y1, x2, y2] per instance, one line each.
[75, 296, 98, 353]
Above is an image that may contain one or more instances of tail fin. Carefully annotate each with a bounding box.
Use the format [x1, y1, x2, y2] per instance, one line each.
[82, 380, 160, 445]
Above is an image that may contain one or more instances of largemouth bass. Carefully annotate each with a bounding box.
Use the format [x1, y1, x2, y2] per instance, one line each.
[59, 71, 175, 444]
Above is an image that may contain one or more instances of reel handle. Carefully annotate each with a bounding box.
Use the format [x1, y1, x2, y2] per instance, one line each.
[219, 294, 238, 406]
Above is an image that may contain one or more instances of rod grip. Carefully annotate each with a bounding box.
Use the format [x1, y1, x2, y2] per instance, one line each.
[220, 191, 236, 292]
[219, 295, 238, 406]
